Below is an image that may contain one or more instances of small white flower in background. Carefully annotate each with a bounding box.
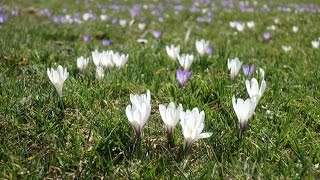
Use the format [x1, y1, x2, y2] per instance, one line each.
[100, 14, 108, 21]
[195, 39, 209, 56]
[112, 52, 129, 68]
[282, 45, 292, 52]
[311, 40, 319, 49]
[274, 18, 279, 24]
[232, 96, 256, 137]
[229, 21, 236, 28]
[137, 38, 148, 44]
[166, 44, 180, 61]
[126, 90, 151, 137]
[138, 23, 146, 30]
[257, 68, 265, 80]
[227, 58, 242, 79]
[246, 21, 255, 29]
[76, 56, 89, 72]
[292, 26, 298, 33]
[47, 65, 69, 97]
[178, 54, 194, 70]
[95, 66, 104, 80]
[267, 25, 276, 31]
[119, 19, 127, 27]
[235, 22, 245, 32]
[180, 107, 212, 148]
[129, 19, 135, 27]
[246, 78, 266, 103]
[159, 102, 183, 135]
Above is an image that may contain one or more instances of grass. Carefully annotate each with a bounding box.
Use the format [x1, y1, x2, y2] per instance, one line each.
[0, 0, 320, 179]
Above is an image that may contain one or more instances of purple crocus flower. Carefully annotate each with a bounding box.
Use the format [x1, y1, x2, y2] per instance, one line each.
[0, 14, 8, 24]
[102, 39, 111, 46]
[112, 18, 118, 24]
[11, 9, 18, 16]
[152, 30, 162, 40]
[242, 64, 255, 76]
[40, 8, 51, 17]
[176, 68, 192, 87]
[82, 35, 91, 42]
[263, 32, 271, 41]
[206, 45, 215, 55]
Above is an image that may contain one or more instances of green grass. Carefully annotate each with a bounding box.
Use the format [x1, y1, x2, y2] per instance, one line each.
[0, 0, 320, 179]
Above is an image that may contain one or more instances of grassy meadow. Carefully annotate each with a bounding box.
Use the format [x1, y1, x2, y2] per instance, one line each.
[0, 0, 320, 179]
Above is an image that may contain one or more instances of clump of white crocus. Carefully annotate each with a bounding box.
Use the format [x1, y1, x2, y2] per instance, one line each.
[92, 50, 114, 69]
[312, 40, 319, 49]
[95, 66, 104, 80]
[227, 58, 242, 79]
[47, 65, 69, 97]
[292, 26, 298, 33]
[180, 108, 212, 149]
[178, 54, 194, 70]
[76, 56, 89, 72]
[282, 45, 292, 52]
[159, 102, 183, 136]
[232, 96, 256, 138]
[166, 44, 180, 61]
[246, 21, 255, 29]
[195, 39, 209, 56]
[126, 90, 151, 137]
[112, 52, 129, 68]
[245, 78, 266, 103]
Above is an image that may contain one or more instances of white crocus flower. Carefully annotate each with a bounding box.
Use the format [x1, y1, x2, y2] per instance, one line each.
[112, 52, 129, 68]
[159, 102, 183, 135]
[47, 65, 69, 97]
[282, 45, 292, 52]
[236, 22, 245, 32]
[126, 90, 151, 137]
[195, 39, 209, 56]
[76, 56, 89, 72]
[92, 50, 114, 69]
[138, 23, 146, 30]
[232, 96, 256, 137]
[119, 19, 127, 27]
[312, 40, 319, 49]
[246, 21, 255, 29]
[166, 44, 180, 61]
[95, 66, 104, 80]
[256, 68, 265, 80]
[92, 49, 103, 67]
[100, 14, 108, 21]
[178, 54, 194, 70]
[227, 58, 242, 79]
[100, 51, 114, 69]
[180, 108, 212, 148]
[292, 26, 298, 33]
[245, 78, 266, 102]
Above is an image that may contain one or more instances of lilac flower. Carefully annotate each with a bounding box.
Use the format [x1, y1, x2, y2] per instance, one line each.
[11, 9, 18, 16]
[0, 14, 8, 24]
[82, 35, 91, 42]
[102, 39, 111, 47]
[152, 30, 162, 40]
[40, 8, 52, 17]
[53, 16, 62, 24]
[129, 5, 141, 18]
[176, 68, 192, 87]
[263, 32, 271, 41]
[242, 64, 255, 76]
[112, 18, 118, 24]
[206, 45, 215, 55]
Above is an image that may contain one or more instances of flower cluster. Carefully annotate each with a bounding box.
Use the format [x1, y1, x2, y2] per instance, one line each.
[227, 58, 267, 137]
[126, 93, 212, 150]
